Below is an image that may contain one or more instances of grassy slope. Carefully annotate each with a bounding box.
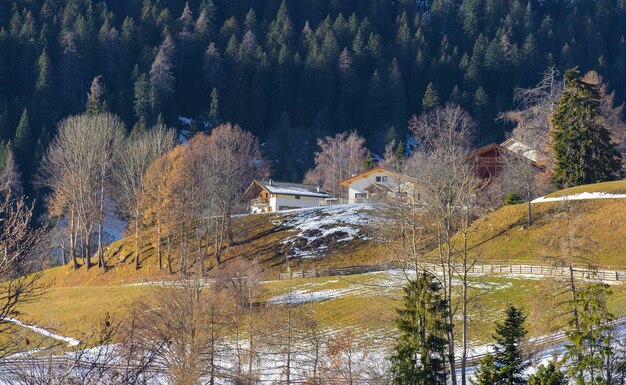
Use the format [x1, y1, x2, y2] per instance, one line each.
[39, 206, 381, 288]
[13, 271, 626, 350]
[11, 181, 626, 352]
[468, 197, 626, 267]
[545, 180, 626, 197]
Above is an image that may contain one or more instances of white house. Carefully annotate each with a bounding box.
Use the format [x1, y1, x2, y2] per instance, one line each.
[244, 180, 332, 213]
[339, 167, 422, 204]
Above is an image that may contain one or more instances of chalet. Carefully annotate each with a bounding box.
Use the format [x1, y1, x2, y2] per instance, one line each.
[244, 180, 332, 213]
[465, 141, 541, 179]
[500, 138, 543, 162]
[339, 167, 422, 204]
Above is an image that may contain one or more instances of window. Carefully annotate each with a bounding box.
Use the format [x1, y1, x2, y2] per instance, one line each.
[376, 175, 389, 182]
[355, 193, 364, 198]
[375, 176, 381, 182]
[295, 195, 301, 199]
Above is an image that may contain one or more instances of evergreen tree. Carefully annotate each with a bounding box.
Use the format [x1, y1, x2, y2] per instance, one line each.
[86, 75, 106, 114]
[422, 82, 439, 111]
[134, 73, 152, 126]
[209, 87, 220, 122]
[473, 353, 500, 385]
[564, 282, 614, 384]
[0, 140, 10, 172]
[364, 150, 374, 169]
[390, 272, 449, 385]
[0, 149, 22, 196]
[493, 306, 529, 385]
[527, 362, 567, 385]
[365, 70, 386, 149]
[551, 68, 623, 187]
[150, 34, 177, 108]
[13, 109, 33, 163]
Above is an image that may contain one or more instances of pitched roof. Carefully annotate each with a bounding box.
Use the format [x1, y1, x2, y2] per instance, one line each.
[500, 138, 542, 162]
[245, 180, 332, 199]
[464, 143, 504, 160]
[339, 167, 419, 187]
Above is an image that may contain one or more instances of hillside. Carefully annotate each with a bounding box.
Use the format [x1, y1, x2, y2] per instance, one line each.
[8, 180, 626, 363]
[41, 181, 626, 287]
[468, 180, 626, 267]
[40, 205, 383, 287]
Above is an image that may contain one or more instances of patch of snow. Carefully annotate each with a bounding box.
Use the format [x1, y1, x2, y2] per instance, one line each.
[276, 204, 372, 259]
[532, 192, 626, 203]
[2, 317, 80, 347]
[268, 288, 356, 304]
[177, 116, 193, 126]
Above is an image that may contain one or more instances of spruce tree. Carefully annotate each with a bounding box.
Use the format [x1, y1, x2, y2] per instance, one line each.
[13, 109, 33, 165]
[391, 272, 448, 385]
[564, 283, 614, 384]
[473, 353, 499, 385]
[551, 68, 623, 187]
[527, 362, 567, 385]
[86, 75, 106, 114]
[422, 82, 439, 111]
[209, 87, 220, 122]
[493, 306, 528, 385]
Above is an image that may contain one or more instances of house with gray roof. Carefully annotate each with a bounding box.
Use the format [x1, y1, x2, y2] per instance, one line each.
[244, 180, 332, 213]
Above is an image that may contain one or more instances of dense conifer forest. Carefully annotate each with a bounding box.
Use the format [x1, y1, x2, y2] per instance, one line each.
[1, 0, 626, 183]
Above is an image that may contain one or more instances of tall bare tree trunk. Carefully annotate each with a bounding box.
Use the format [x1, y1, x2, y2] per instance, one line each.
[134, 204, 140, 270]
[70, 211, 78, 270]
[84, 226, 92, 270]
[166, 233, 173, 274]
[157, 220, 162, 270]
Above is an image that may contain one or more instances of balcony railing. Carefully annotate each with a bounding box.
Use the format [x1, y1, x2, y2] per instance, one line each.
[251, 197, 269, 207]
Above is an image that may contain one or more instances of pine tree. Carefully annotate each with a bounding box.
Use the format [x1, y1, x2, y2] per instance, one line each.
[527, 362, 567, 385]
[364, 150, 374, 169]
[474, 86, 488, 137]
[266, 1, 294, 56]
[134, 73, 152, 126]
[365, 70, 386, 148]
[493, 306, 528, 385]
[150, 34, 177, 107]
[473, 353, 499, 385]
[13, 109, 33, 161]
[422, 82, 439, 111]
[0, 140, 10, 172]
[209, 87, 220, 122]
[0, 149, 22, 197]
[86, 75, 106, 114]
[551, 68, 623, 187]
[564, 283, 614, 384]
[390, 272, 449, 385]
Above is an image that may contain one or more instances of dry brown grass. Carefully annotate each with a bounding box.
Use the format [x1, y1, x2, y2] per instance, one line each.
[467, 198, 626, 267]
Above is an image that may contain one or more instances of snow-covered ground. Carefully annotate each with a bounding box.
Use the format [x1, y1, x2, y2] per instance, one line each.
[532, 192, 626, 203]
[275, 204, 373, 259]
[267, 269, 516, 305]
[2, 317, 80, 347]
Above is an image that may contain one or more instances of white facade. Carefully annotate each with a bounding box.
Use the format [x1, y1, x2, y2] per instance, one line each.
[269, 194, 323, 212]
[247, 180, 332, 213]
[343, 169, 419, 204]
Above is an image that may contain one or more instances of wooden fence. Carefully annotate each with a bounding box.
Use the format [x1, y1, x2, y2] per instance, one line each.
[279, 260, 626, 282]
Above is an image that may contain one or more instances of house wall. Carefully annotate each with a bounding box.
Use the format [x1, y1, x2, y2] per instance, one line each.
[347, 171, 420, 204]
[269, 194, 322, 211]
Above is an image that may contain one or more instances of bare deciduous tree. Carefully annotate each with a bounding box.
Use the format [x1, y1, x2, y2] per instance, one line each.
[39, 113, 124, 270]
[406, 103, 481, 385]
[114, 125, 175, 270]
[0, 189, 47, 358]
[304, 131, 368, 199]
